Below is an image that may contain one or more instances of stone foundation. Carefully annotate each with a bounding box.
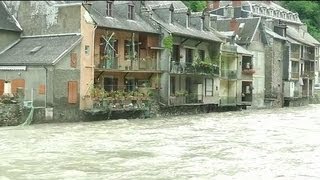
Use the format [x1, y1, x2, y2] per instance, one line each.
[0, 103, 24, 126]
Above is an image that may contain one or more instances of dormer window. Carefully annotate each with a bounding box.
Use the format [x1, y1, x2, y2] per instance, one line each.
[128, 5, 135, 20]
[106, 1, 113, 17]
[169, 4, 174, 24]
[186, 9, 191, 28]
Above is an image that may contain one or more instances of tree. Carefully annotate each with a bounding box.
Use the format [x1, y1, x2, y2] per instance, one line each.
[183, 1, 206, 12]
[281, 1, 320, 40]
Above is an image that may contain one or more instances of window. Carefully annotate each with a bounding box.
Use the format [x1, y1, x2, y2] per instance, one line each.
[172, 45, 180, 62]
[85, 45, 90, 55]
[38, 84, 46, 95]
[104, 77, 118, 92]
[186, 48, 193, 64]
[11, 79, 25, 95]
[106, 1, 113, 17]
[0, 80, 4, 95]
[124, 40, 138, 60]
[68, 81, 78, 104]
[128, 5, 134, 20]
[198, 50, 205, 61]
[125, 78, 136, 92]
[170, 76, 176, 95]
[100, 37, 118, 68]
[205, 78, 213, 96]
[70, 52, 77, 68]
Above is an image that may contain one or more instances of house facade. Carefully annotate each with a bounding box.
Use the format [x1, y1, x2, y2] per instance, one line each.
[141, 2, 222, 108]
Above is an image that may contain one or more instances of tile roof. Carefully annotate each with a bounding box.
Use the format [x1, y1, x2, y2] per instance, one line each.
[85, 1, 159, 34]
[0, 34, 81, 65]
[215, 17, 260, 45]
[286, 26, 315, 47]
[0, 1, 21, 31]
[265, 27, 286, 41]
[149, 8, 222, 42]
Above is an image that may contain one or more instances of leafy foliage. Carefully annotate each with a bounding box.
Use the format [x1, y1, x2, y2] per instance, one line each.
[281, 1, 320, 40]
[183, 1, 206, 12]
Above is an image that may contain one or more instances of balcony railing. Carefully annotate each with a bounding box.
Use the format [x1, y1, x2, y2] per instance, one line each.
[97, 57, 158, 71]
[220, 96, 237, 105]
[242, 68, 255, 75]
[169, 93, 203, 106]
[99, 57, 118, 69]
[291, 72, 299, 79]
[170, 61, 219, 76]
[290, 51, 300, 59]
[221, 69, 237, 79]
[302, 52, 315, 60]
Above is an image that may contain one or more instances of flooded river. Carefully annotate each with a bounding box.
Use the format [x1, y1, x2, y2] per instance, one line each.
[0, 105, 320, 180]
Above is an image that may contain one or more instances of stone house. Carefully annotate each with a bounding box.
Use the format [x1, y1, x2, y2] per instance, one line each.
[141, 2, 222, 107]
[219, 34, 253, 107]
[0, 34, 82, 122]
[212, 16, 266, 108]
[79, 1, 163, 118]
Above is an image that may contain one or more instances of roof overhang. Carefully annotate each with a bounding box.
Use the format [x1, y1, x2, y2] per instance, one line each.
[0, 66, 27, 71]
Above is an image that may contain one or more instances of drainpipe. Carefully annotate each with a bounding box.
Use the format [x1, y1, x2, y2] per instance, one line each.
[43, 66, 48, 108]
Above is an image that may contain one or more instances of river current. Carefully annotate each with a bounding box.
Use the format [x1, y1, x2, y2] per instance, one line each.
[0, 105, 320, 179]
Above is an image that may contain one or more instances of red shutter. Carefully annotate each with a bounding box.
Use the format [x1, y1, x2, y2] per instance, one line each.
[0, 80, 4, 95]
[38, 84, 46, 95]
[11, 79, 25, 95]
[70, 52, 77, 68]
[68, 81, 78, 104]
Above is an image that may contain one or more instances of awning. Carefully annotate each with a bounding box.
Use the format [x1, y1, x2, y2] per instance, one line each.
[0, 66, 27, 71]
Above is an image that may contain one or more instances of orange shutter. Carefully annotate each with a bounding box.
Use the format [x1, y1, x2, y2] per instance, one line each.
[38, 84, 46, 95]
[11, 79, 25, 95]
[70, 52, 77, 68]
[68, 81, 78, 104]
[0, 80, 4, 95]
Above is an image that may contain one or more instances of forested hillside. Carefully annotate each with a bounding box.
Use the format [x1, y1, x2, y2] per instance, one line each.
[182, 1, 320, 41]
[281, 1, 320, 40]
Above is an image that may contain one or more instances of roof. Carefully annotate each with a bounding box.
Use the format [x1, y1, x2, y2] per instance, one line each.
[144, 1, 187, 11]
[0, 1, 22, 31]
[265, 27, 286, 41]
[149, 9, 222, 42]
[236, 44, 253, 55]
[0, 34, 82, 65]
[304, 32, 320, 45]
[286, 26, 315, 47]
[85, 1, 159, 34]
[215, 17, 260, 45]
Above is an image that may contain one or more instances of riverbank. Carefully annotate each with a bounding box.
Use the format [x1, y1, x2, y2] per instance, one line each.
[1, 96, 320, 127]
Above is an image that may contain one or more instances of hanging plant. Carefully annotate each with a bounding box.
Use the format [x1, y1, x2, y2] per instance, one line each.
[163, 35, 173, 52]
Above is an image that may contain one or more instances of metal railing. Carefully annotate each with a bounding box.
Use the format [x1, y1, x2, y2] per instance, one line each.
[221, 69, 238, 79]
[220, 96, 237, 105]
[170, 61, 219, 76]
[97, 57, 158, 71]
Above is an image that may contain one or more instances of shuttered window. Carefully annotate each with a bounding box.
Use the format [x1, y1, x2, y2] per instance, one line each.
[11, 79, 25, 95]
[68, 81, 78, 104]
[0, 80, 4, 95]
[38, 84, 45, 95]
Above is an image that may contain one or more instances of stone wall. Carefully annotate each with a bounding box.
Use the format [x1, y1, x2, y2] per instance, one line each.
[0, 103, 23, 126]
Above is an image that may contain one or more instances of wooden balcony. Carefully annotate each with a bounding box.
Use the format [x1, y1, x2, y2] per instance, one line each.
[96, 57, 159, 72]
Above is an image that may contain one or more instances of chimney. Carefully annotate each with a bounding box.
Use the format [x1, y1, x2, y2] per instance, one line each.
[206, 1, 220, 11]
[232, 1, 241, 7]
[232, 0, 242, 18]
[229, 18, 239, 32]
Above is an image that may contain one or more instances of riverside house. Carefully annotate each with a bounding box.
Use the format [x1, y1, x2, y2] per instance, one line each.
[141, 2, 222, 108]
[82, 1, 162, 118]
